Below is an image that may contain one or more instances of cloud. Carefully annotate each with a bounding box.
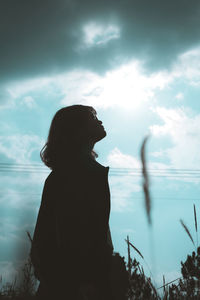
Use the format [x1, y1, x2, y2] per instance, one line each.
[173, 46, 200, 86]
[107, 147, 140, 169]
[175, 92, 184, 100]
[77, 62, 172, 108]
[6, 60, 172, 110]
[20, 96, 36, 109]
[0, 134, 44, 164]
[0, 86, 15, 109]
[0, 218, 19, 243]
[150, 107, 200, 170]
[82, 22, 120, 47]
[106, 148, 141, 212]
[1, 0, 200, 89]
[0, 216, 33, 245]
[0, 189, 40, 212]
[2, 42, 200, 110]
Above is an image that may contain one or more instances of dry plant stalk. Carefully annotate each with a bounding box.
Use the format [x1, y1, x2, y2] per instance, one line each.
[147, 278, 158, 298]
[180, 219, 195, 247]
[194, 204, 198, 232]
[125, 238, 144, 260]
[193, 204, 198, 248]
[163, 275, 166, 293]
[158, 277, 182, 290]
[126, 235, 131, 276]
[140, 136, 152, 225]
[26, 231, 33, 244]
[163, 288, 168, 300]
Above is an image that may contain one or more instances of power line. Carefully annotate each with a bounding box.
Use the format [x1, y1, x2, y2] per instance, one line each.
[0, 169, 199, 179]
[0, 162, 200, 171]
[0, 192, 199, 202]
[0, 163, 199, 179]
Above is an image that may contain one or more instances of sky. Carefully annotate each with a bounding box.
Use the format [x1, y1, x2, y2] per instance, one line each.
[0, 0, 200, 289]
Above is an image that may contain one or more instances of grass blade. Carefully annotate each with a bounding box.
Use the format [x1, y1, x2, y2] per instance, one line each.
[140, 136, 151, 225]
[125, 239, 144, 259]
[193, 204, 198, 248]
[180, 219, 195, 246]
[193, 204, 198, 233]
[126, 235, 131, 276]
[158, 277, 182, 290]
[163, 275, 165, 293]
[26, 231, 33, 244]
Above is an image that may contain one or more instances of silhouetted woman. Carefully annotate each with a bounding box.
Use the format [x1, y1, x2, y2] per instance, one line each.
[31, 105, 113, 300]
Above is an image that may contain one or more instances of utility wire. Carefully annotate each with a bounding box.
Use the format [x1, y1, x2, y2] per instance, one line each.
[0, 170, 199, 179]
[0, 163, 199, 179]
[1, 162, 200, 172]
[0, 192, 199, 202]
[0, 169, 199, 179]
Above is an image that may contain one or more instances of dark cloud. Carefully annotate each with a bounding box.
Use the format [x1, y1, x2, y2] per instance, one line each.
[1, 0, 200, 85]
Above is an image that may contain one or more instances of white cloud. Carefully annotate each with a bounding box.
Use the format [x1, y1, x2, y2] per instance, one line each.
[107, 147, 140, 169]
[8, 77, 52, 99]
[150, 107, 200, 170]
[60, 45, 200, 109]
[175, 92, 184, 100]
[3, 44, 200, 112]
[0, 189, 40, 211]
[0, 76, 54, 109]
[173, 46, 200, 86]
[82, 22, 120, 47]
[60, 62, 173, 109]
[0, 86, 16, 109]
[150, 150, 166, 158]
[106, 148, 176, 210]
[109, 174, 140, 212]
[0, 216, 29, 243]
[21, 96, 36, 109]
[0, 134, 44, 164]
[106, 148, 141, 212]
[4, 58, 173, 110]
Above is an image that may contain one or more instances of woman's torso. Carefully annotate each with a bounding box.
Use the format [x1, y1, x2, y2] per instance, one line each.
[31, 158, 112, 286]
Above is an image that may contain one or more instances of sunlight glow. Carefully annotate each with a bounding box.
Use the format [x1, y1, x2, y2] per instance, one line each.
[7, 60, 173, 111]
[60, 61, 172, 109]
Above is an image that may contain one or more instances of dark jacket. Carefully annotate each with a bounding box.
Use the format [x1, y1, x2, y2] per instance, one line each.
[31, 158, 113, 292]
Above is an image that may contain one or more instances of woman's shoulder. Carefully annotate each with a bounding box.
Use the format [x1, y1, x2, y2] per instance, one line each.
[42, 170, 75, 205]
[43, 170, 67, 192]
[43, 160, 109, 184]
[89, 159, 109, 175]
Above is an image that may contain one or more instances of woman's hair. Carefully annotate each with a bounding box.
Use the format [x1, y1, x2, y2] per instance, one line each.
[40, 105, 98, 169]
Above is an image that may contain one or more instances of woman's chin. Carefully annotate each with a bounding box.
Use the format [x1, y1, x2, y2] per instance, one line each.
[94, 129, 106, 142]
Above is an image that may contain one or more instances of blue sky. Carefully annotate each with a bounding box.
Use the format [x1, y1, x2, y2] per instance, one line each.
[1, 0, 200, 289]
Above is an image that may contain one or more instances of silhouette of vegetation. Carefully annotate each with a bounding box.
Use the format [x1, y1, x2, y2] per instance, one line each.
[0, 256, 36, 299]
[1, 246, 200, 299]
[168, 247, 200, 299]
[127, 257, 160, 299]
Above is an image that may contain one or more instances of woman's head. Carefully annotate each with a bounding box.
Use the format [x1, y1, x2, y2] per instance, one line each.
[40, 105, 106, 169]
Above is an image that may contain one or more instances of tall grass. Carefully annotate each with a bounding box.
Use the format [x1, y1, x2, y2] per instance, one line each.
[194, 204, 198, 248]
[180, 219, 195, 247]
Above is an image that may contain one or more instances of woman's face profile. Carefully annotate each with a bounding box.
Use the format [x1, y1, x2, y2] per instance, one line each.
[85, 110, 106, 144]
